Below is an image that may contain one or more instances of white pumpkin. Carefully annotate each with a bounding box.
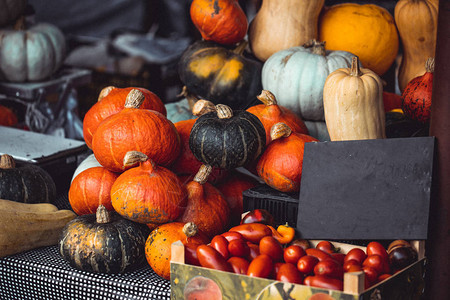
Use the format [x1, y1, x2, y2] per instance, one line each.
[0, 0, 27, 27]
[304, 120, 330, 142]
[71, 154, 102, 183]
[261, 40, 357, 121]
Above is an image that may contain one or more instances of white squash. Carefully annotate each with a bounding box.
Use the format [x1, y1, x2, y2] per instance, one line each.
[71, 154, 102, 183]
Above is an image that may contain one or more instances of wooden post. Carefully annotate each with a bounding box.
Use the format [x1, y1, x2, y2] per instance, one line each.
[426, 1, 450, 299]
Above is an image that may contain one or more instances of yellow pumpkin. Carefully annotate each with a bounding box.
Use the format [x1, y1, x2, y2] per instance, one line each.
[319, 3, 399, 76]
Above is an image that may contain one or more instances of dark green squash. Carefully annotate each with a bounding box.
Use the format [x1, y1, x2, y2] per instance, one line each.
[59, 205, 149, 274]
[0, 154, 56, 203]
[178, 40, 262, 110]
[189, 101, 266, 169]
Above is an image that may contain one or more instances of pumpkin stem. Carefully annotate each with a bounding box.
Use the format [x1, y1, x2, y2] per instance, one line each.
[257, 90, 278, 106]
[425, 57, 435, 73]
[182, 222, 199, 238]
[123, 151, 149, 167]
[193, 165, 213, 185]
[216, 104, 233, 119]
[178, 86, 199, 111]
[124, 89, 145, 109]
[98, 86, 116, 102]
[303, 39, 326, 56]
[192, 99, 217, 116]
[233, 40, 248, 55]
[0, 154, 15, 169]
[270, 123, 292, 141]
[350, 57, 362, 77]
[96, 205, 111, 224]
[13, 16, 26, 31]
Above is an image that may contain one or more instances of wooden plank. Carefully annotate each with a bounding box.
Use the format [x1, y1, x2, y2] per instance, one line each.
[344, 272, 365, 295]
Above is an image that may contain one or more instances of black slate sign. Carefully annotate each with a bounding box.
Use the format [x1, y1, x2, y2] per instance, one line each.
[297, 137, 434, 240]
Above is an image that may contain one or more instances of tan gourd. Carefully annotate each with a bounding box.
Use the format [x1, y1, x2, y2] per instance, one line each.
[0, 199, 76, 258]
[248, 0, 325, 62]
[323, 57, 386, 141]
[395, 0, 439, 92]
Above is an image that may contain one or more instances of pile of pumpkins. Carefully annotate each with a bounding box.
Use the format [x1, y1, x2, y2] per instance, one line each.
[63, 0, 438, 280]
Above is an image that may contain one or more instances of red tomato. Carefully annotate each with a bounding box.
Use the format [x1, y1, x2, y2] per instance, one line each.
[304, 275, 343, 291]
[313, 259, 344, 280]
[343, 259, 361, 272]
[247, 254, 273, 278]
[363, 254, 384, 274]
[196, 245, 232, 272]
[306, 248, 334, 262]
[362, 266, 379, 285]
[210, 235, 229, 259]
[229, 223, 272, 244]
[344, 248, 367, 265]
[227, 256, 250, 275]
[240, 209, 274, 226]
[346, 264, 363, 273]
[297, 255, 319, 275]
[316, 241, 337, 254]
[185, 242, 202, 266]
[330, 253, 345, 265]
[273, 262, 284, 277]
[378, 273, 392, 282]
[221, 231, 244, 242]
[276, 263, 303, 284]
[228, 238, 250, 258]
[246, 242, 260, 261]
[259, 236, 284, 262]
[284, 245, 306, 265]
[366, 241, 390, 273]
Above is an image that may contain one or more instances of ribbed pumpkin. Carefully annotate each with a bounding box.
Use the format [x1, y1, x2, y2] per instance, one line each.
[145, 222, 209, 280]
[319, 3, 399, 76]
[261, 40, 356, 121]
[110, 151, 187, 224]
[83, 86, 166, 149]
[247, 90, 309, 145]
[177, 165, 230, 238]
[323, 57, 386, 141]
[0, 0, 27, 26]
[59, 205, 149, 274]
[395, 0, 439, 92]
[190, 0, 248, 45]
[91, 89, 180, 172]
[178, 40, 262, 110]
[69, 166, 119, 216]
[0, 105, 18, 127]
[256, 123, 318, 193]
[401, 58, 434, 124]
[189, 100, 266, 170]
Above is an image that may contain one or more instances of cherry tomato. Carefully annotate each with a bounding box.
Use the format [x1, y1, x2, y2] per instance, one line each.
[227, 256, 250, 275]
[196, 244, 232, 272]
[306, 248, 334, 262]
[343, 259, 361, 272]
[241, 209, 274, 226]
[316, 241, 337, 254]
[297, 255, 319, 275]
[344, 248, 367, 265]
[304, 275, 343, 291]
[184, 242, 201, 266]
[247, 254, 273, 278]
[362, 265, 379, 285]
[330, 253, 345, 265]
[229, 223, 272, 244]
[221, 231, 244, 242]
[228, 238, 250, 258]
[363, 254, 385, 274]
[289, 239, 311, 251]
[276, 263, 303, 284]
[313, 259, 344, 280]
[284, 245, 306, 265]
[367, 241, 390, 273]
[210, 235, 229, 259]
[247, 242, 260, 261]
[259, 236, 284, 262]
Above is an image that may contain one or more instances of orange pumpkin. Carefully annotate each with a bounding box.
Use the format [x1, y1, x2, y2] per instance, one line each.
[0, 105, 18, 127]
[83, 86, 166, 149]
[145, 222, 209, 280]
[247, 90, 309, 145]
[190, 0, 248, 45]
[256, 123, 318, 193]
[68, 166, 119, 215]
[110, 151, 187, 224]
[91, 89, 180, 172]
[177, 165, 230, 238]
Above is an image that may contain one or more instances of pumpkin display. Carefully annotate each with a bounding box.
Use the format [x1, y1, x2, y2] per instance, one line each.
[189, 100, 266, 169]
[323, 57, 386, 141]
[91, 89, 181, 172]
[83, 86, 166, 149]
[246, 90, 309, 145]
[0, 0, 27, 27]
[0, 105, 18, 127]
[178, 40, 262, 110]
[0, 18, 66, 82]
[69, 166, 119, 216]
[261, 40, 356, 121]
[0, 154, 56, 203]
[395, 0, 439, 92]
[256, 123, 318, 193]
[110, 151, 187, 224]
[177, 165, 231, 238]
[190, 0, 248, 45]
[319, 3, 399, 76]
[401, 58, 434, 124]
[248, 0, 325, 62]
[145, 222, 209, 280]
[59, 205, 149, 274]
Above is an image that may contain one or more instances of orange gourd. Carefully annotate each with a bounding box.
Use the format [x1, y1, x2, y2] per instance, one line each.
[83, 86, 166, 149]
[256, 123, 318, 193]
[68, 166, 119, 215]
[0, 105, 18, 127]
[91, 89, 180, 172]
[247, 90, 309, 145]
[110, 151, 187, 224]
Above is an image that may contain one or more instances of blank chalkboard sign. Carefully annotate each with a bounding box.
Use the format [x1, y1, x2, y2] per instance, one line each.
[297, 137, 434, 240]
